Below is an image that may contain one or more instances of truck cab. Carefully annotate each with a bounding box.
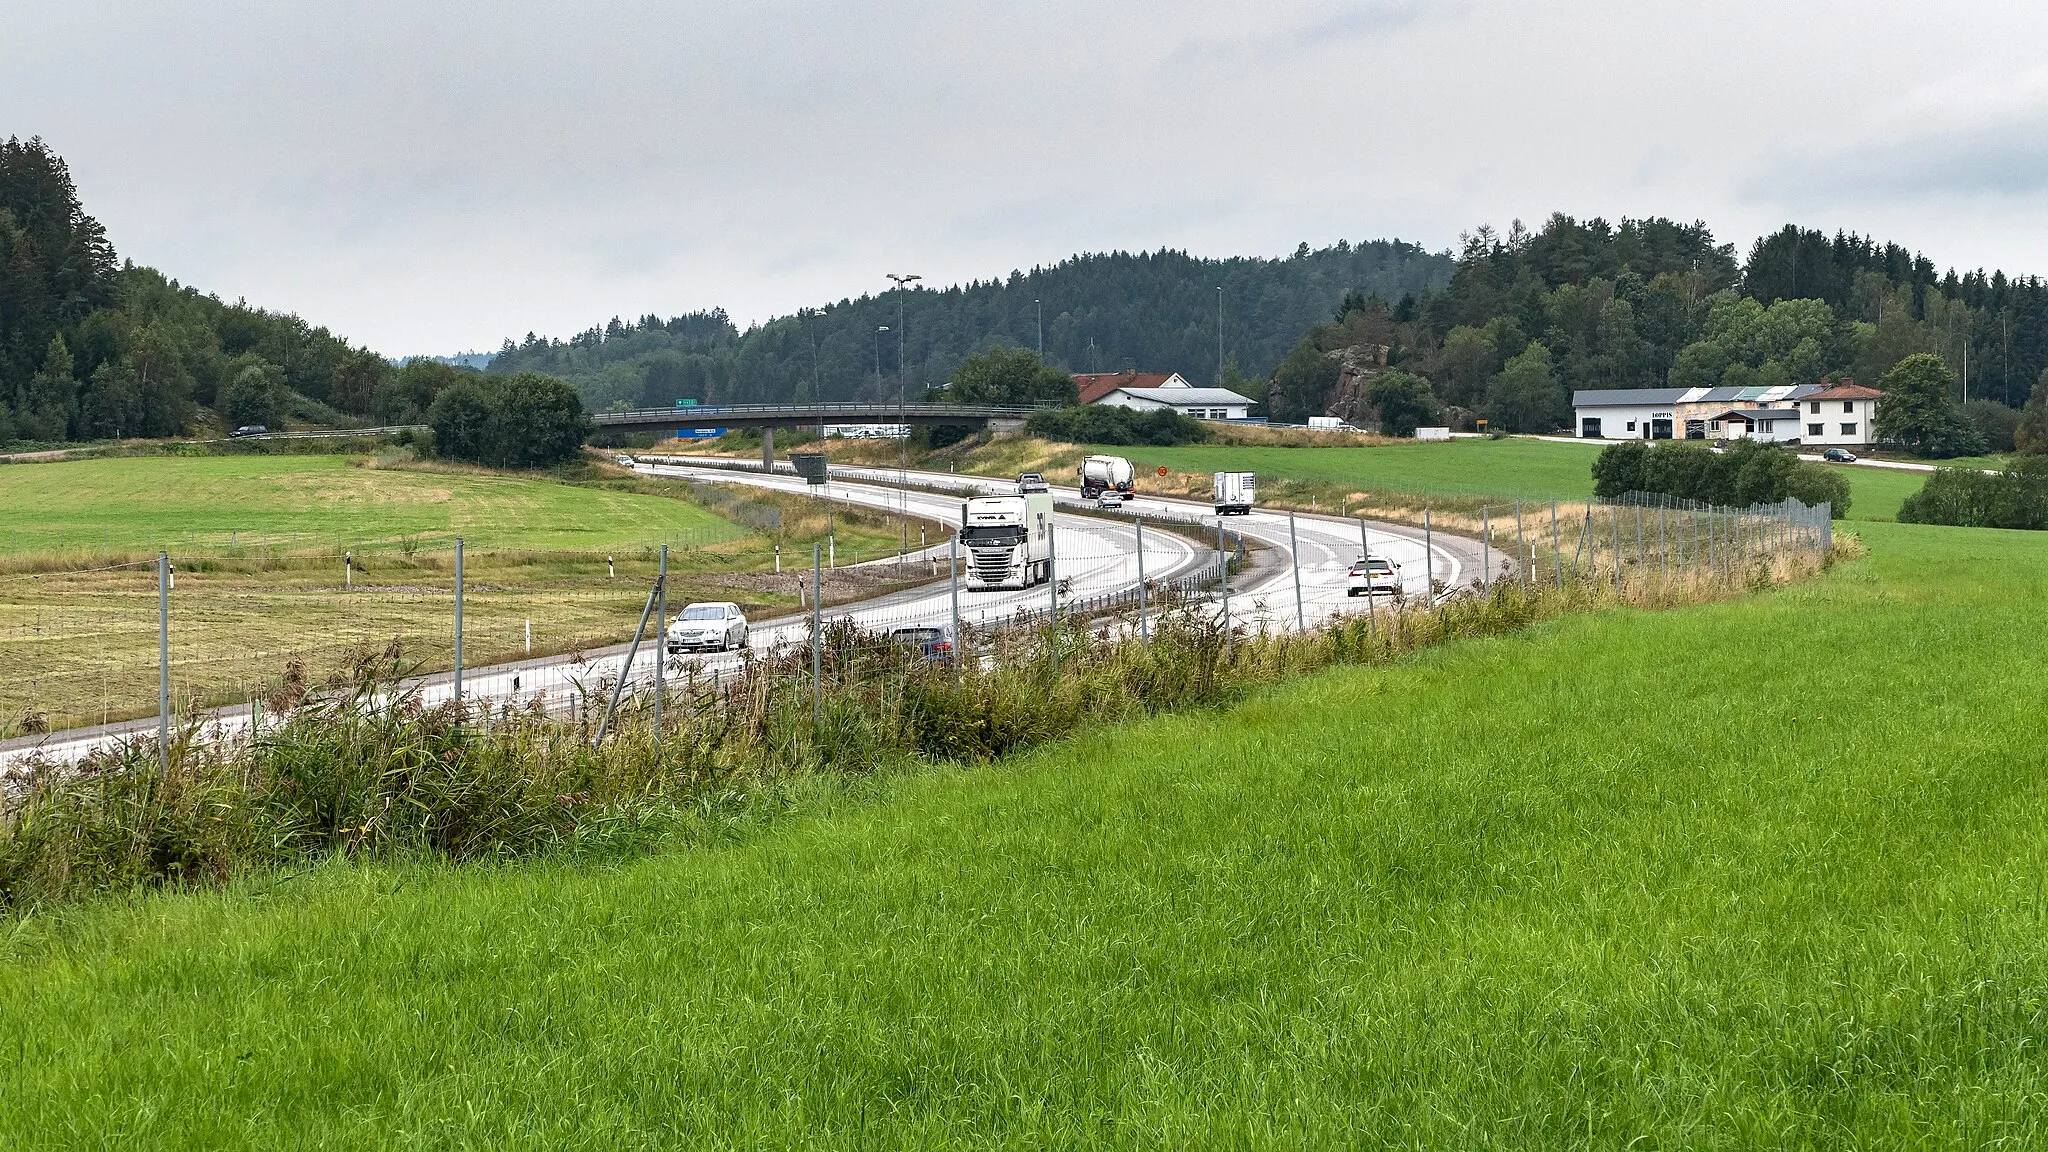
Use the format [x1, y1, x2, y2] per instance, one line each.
[961, 493, 1054, 590]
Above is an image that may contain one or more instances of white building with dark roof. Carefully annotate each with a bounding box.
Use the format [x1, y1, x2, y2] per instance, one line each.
[1571, 381, 1879, 444]
[1073, 370, 1254, 420]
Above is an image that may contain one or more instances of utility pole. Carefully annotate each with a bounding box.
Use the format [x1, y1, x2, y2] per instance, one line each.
[1036, 298, 1043, 357]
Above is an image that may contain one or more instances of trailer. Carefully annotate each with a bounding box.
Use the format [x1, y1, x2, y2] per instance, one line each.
[1078, 454, 1135, 499]
[1213, 471, 1255, 516]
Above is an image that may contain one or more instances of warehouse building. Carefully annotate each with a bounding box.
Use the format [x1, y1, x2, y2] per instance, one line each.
[1572, 381, 1880, 446]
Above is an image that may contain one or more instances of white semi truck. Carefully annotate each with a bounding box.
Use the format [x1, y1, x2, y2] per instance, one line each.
[1214, 471, 1256, 516]
[1077, 454, 1135, 499]
[961, 491, 1055, 590]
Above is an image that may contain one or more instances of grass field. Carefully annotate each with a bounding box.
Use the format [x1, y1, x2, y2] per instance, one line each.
[0, 518, 2041, 1145]
[0, 454, 744, 554]
[1123, 438, 1934, 521]
[0, 455, 926, 734]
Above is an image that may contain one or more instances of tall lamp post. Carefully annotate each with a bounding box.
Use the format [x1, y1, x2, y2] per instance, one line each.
[887, 273, 921, 560]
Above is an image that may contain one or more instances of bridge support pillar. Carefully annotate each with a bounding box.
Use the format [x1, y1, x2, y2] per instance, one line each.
[761, 425, 775, 471]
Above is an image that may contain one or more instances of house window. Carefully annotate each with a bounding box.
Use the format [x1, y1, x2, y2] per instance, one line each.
[1809, 400, 1821, 414]
[1626, 420, 1636, 432]
[1709, 420, 1722, 431]
[1808, 423, 1823, 436]
[1840, 423, 1857, 437]
[1760, 420, 1775, 433]
[1843, 401, 1854, 413]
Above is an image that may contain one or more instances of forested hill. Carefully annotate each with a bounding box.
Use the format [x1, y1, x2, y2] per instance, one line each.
[483, 243, 1455, 410]
[1261, 215, 2048, 453]
[0, 137, 405, 445]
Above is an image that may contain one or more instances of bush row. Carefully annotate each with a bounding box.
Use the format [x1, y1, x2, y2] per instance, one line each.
[1591, 439, 1851, 518]
[1025, 405, 1212, 446]
[1898, 457, 2048, 529]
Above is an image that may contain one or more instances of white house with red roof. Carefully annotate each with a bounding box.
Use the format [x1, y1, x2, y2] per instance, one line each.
[1795, 381, 1883, 446]
[1071, 370, 1253, 420]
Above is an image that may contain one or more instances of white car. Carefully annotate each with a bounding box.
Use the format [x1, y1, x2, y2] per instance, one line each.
[1095, 491, 1125, 510]
[666, 602, 749, 653]
[615, 454, 636, 467]
[1347, 556, 1402, 596]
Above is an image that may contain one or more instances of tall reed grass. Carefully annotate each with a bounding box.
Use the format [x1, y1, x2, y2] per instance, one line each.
[0, 543, 1837, 912]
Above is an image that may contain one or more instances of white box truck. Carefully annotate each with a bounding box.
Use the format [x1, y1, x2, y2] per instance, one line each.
[961, 491, 1054, 590]
[1214, 471, 1255, 516]
[1308, 416, 1358, 432]
[1078, 454, 1135, 499]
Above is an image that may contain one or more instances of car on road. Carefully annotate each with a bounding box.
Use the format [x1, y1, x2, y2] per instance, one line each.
[1017, 472, 1049, 494]
[229, 425, 268, 438]
[666, 602, 749, 653]
[615, 454, 636, 467]
[1347, 556, 1402, 596]
[1095, 491, 1125, 510]
[888, 624, 956, 664]
[1822, 447, 1858, 463]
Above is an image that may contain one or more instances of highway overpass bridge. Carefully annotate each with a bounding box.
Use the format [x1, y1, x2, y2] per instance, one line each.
[590, 402, 1045, 467]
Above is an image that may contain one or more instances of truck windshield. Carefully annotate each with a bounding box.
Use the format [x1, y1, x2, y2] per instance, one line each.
[963, 526, 1024, 543]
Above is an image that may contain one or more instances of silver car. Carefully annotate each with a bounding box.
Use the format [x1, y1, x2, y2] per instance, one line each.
[666, 602, 749, 653]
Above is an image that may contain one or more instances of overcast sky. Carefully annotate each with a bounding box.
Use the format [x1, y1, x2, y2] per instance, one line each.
[10, 0, 2046, 356]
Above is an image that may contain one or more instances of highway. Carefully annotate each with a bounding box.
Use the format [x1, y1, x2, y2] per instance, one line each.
[2, 456, 1504, 769]
[2, 466, 1202, 768]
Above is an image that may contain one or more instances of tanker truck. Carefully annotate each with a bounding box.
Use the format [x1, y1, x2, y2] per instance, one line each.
[961, 491, 1054, 590]
[1077, 454, 1135, 500]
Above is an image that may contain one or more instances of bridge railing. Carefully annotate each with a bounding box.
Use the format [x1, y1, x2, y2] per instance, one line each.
[591, 402, 1048, 425]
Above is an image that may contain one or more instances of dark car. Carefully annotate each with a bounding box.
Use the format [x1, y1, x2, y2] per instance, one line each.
[229, 425, 269, 438]
[1822, 447, 1858, 463]
[888, 624, 956, 664]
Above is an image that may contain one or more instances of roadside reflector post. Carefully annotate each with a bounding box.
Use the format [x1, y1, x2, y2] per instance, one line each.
[1422, 508, 1434, 602]
[1480, 506, 1491, 591]
[345, 549, 352, 590]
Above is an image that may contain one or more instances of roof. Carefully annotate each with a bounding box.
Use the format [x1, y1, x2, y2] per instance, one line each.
[1806, 383, 1883, 401]
[1712, 408, 1802, 421]
[1074, 371, 1182, 405]
[1573, 384, 1825, 408]
[1112, 386, 1254, 407]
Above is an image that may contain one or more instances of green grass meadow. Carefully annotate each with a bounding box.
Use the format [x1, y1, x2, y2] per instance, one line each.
[2, 518, 2044, 1146]
[1128, 437, 1933, 521]
[0, 454, 740, 554]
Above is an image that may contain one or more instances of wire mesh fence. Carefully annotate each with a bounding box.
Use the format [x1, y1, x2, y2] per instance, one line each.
[0, 489, 1834, 762]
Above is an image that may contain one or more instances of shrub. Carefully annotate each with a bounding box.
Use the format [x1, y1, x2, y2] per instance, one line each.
[1025, 405, 1211, 446]
[1898, 456, 2048, 529]
[1591, 439, 1846, 516]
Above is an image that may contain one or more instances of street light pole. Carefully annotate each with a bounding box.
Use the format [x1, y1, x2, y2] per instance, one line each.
[887, 273, 921, 562]
[1036, 298, 1043, 357]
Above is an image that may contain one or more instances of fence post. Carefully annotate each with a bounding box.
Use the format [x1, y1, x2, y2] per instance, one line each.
[1659, 504, 1668, 584]
[1480, 506, 1491, 591]
[1423, 508, 1434, 602]
[1514, 501, 1527, 589]
[158, 550, 170, 770]
[594, 574, 662, 747]
[1218, 517, 1233, 658]
[1135, 517, 1149, 644]
[949, 534, 963, 671]
[1288, 510, 1305, 632]
[1611, 504, 1622, 594]
[453, 537, 464, 708]
[654, 543, 666, 750]
[1357, 518, 1376, 634]
[1551, 500, 1562, 590]
[812, 542, 823, 732]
